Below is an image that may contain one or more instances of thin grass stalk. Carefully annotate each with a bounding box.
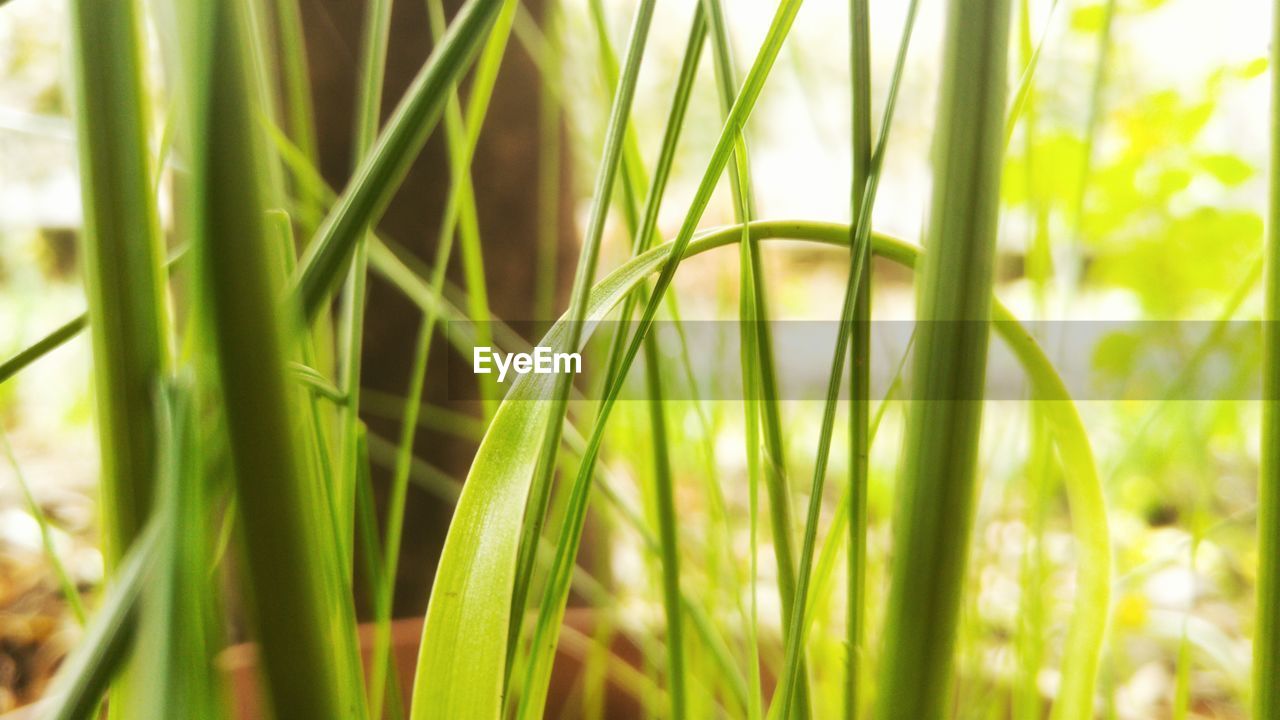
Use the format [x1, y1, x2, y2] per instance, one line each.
[773, 1, 921, 715]
[504, 0, 659, 698]
[339, 0, 393, 582]
[1013, 3, 1051, 718]
[583, 0, 659, 245]
[739, 253, 767, 720]
[268, 0, 318, 166]
[696, 3, 811, 709]
[348, 0, 395, 712]
[569, 9, 711, 716]
[44, 520, 164, 720]
[1068, 0, 1116, 288]
[176, 0, 354, 714]
[845, 0, 871, 716]
[534, 0, 563, 328]
[1003, 0, 1060, 151]
[642, 333, 687, 719]
[0, 316, 88, 385]
[1, 429, 86, 624]
[425, 0, 499, 416]
[873, 1, 1012, 717]
[516, 3, 808, 716]
[353, 424, 408, 720]
[293, 0, 504, 317]
[506, 5, 711, 715]
[1256, 0, 1280, 715]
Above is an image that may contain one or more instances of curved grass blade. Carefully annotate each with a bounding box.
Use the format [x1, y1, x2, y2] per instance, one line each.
[1, 429, 86, 623]
[416, 217, 1109, 720]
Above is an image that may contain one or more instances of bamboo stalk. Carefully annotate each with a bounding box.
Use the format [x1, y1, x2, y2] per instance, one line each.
[874, 1, 1012, 717]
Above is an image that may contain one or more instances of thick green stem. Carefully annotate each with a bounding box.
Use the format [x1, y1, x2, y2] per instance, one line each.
[68, 0, 169, 572]
[180, 0, 353, 715]
[874, 1, 1012, 718]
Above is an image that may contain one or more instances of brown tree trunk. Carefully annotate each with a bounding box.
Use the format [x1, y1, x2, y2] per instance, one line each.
[298, 0, 575, 617]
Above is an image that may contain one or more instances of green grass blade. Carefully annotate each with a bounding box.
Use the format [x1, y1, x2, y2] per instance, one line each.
[1003, 0, 1060, 149]
[365, 3, 522, 715]
[1257, 0, 1280, 715]
[1, 429, 86, 624]
[534, 1, 563, 327]
[424, 0, 505, 417]
[292, 0, 505, 317]
[517, 3, 807, 714]
[1, 245, 187, 388]
[174, 0, 356, 714]
[873, 2, 1012, 717]
[269, 0, 318, 167]
[641, 337, 686, 719]
[773, 0, 921, 714]
[503, 0, 659, 703]
[1070, 0, 1117, 255]
[131, 379, 224, 719]
[846, 1, 871, 716]
[415, 217, 1107, 720]
[335, 0, 393, 584]
[698, 4, 807, 710]
[0, 315, 88, 385]
[347, 0, 395, 713]
[44, 519, 164, 720]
